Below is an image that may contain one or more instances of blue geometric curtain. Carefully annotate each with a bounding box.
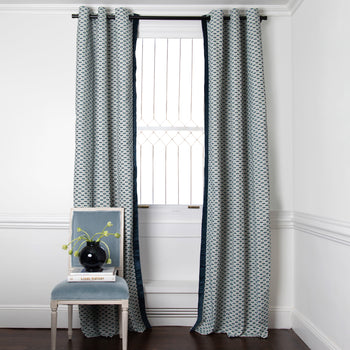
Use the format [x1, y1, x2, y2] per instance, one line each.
[192, 9, 271, 338]
[73, 6, 150, 337]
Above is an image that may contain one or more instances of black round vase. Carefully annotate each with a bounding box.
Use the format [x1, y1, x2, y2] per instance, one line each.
[79, 241, 106, 272]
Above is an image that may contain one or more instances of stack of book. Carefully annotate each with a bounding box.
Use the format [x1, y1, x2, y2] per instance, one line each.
[67, 266, 117, 282]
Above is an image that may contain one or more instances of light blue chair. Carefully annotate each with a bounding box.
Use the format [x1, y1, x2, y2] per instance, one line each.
[50, 208, 128, 350]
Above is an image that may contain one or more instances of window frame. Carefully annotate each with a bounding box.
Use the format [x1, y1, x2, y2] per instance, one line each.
[136, 22, 205, 208]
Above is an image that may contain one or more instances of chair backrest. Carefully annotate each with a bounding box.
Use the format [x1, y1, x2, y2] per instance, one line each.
[69, 208, 124, 277]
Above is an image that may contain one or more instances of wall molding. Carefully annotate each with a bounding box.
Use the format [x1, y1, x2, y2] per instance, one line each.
[287, 0, 304, 15]
[0, 304, 291, 329]
[1, 303, 343, 346]
[293, 212, 350, 246]
[270, 210, 294, 230]
[0, 2, 295, 39]
[147, 307, 197, 326]
[0, 215, 69, 230]
[292, 309, 341, 350]
[1, 210, 350, 246]
[269, 306, 292, 329]
[0, 210, 292, 232]
[0, 1, 300, 17]
[0, 304, 81, 328]
[0, 210, 293, 228]
[147, 307, 197, 318]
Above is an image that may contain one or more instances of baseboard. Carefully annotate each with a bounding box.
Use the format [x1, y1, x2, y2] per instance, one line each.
[1, 305, 343, 350]
[147, 308, 198, 327]
[269, 306, 292, 329]
[0, 305, 81, 329]
[0, 304, 291, 329]
[292, 309, 341, 350]
[0, 304, 197, 328]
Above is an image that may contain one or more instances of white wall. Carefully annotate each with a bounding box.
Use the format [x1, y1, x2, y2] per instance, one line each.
[264, 15, 294, 327]
[293, 0, 350, 222]
[292, 0, 350, 348]
[0, 8, 294, 329]
[0, 12, 76, 216]
[0, 11, 77, 328]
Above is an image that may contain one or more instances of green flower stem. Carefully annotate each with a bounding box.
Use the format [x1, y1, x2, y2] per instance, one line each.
[91, 231, 103, 241]
[71, 238, 82, 250]
[91, 222, 111, 241]
[64, 236, 82, 248]
[74, 240, 86, 257]
[100, 240, 111, 262]
[80, 230, 91, 241]
[96, 232, 117, 242]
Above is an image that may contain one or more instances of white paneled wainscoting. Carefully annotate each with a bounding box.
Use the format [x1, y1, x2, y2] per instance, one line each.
[0, 209, 349, 349]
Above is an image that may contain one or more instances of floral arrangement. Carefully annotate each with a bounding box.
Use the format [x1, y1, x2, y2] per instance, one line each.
[62, 221, 120, 264]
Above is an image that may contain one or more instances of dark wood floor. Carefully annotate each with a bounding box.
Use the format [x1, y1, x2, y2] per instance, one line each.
[0, 327, 309, 350]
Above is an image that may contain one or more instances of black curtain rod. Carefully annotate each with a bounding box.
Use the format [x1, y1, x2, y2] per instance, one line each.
[71, 14, 267, 21]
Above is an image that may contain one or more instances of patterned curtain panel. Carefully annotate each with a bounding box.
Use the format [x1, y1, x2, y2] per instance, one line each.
[192, 9, 270, 338]
[74, 6, 150, 337]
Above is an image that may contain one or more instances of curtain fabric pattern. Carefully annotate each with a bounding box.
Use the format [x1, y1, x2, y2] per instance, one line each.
[192, 9, 270, 338]
[74, 6, 150, 337]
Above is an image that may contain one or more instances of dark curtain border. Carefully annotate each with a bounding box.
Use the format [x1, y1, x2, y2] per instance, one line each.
[191, 17, 209, 332]
[132, 15, 152, 330]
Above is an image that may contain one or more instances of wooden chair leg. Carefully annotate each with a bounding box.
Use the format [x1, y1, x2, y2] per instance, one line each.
[68, 305, 73, 340]
[50, 301, 58, 350]
[122, 306, 128, 350]
[119, 305, 123, 339]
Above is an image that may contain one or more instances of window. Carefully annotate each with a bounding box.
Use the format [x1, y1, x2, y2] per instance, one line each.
[136, 37, 204, 205]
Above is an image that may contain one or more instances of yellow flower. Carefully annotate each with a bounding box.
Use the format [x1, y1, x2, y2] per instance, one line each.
[62, 244, 68, 250]
[106, 258, 112, 264]
[107, 221, 113, 227]
[114, 233, 120, 238]
[74, 251, 79, 257]
[77, 227, 82, 232]
[68, 249, 73, 255]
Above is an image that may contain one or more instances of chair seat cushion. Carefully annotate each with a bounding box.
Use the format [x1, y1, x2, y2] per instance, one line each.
[51, 276, 129, 301]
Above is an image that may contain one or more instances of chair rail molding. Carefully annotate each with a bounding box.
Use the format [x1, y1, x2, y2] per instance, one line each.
[0, 209, 293, 232]
[293, 211, 350, 246]
[270, 210, 294, 230]
[1, 211, 349, 247]
[0, 215, 69, 230]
